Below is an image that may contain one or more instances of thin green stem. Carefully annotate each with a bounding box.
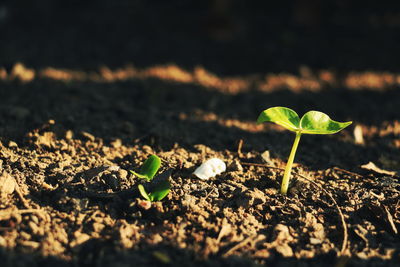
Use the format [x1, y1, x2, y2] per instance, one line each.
[281, 131, 302, 195]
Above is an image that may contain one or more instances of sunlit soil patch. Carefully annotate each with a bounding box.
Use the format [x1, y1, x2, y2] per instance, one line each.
[2, 63, 400, 93]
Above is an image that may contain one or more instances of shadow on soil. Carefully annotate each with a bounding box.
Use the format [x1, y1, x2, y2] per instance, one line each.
[0, 78, 399, 171]
[1, 242, 399, 267]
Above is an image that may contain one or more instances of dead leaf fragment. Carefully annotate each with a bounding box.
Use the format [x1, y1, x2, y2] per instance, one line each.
[261, 150, 275, 166]
[383, 205, 398, 235]
[361, 162, 396, 176]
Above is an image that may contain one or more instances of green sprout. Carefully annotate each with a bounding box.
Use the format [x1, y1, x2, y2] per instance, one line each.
[137, 181, 170, 202]
[131, 155, 170, 201]
[130, 155, 161, 181]
[257, 107, 352, 195]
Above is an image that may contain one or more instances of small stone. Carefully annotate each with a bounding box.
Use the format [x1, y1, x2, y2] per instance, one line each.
[8, 141, 18, 148]
[70, 232, 91, 248]
[111, 139, 122, 148]
[190, 184, 198, 190]
[65, 130, 74, 140]
[118, 169, 128, 179]
[310, 237, 322, 245]
[228, 160, 243, 172]
[36, 132, 55, 148]
[30, 215, 39, 224]
[0, 171, 16, 195]
[142, 145, 153, 153]
[254, 249, 271, 258]
[275, 244, 293, 257]
[138, 199, 152, 210]
[92, 222, 105, 233]
[20, 240, 40, 249]
[81, 131, 95, 142]
[28, 221, 40, 235]
[261, 150, 275, 166]
[354, 125, 364, 145]
[149, 234, 163, 244]
[108, 165, 120, 172]
[253, 188, 266, 204]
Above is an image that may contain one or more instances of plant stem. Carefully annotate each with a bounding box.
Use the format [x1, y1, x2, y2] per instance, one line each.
[281, 131, 302, 195]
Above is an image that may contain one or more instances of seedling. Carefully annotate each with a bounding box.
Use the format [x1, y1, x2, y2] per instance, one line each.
[130, 155, 161, 181]
[137, 181, 170, 202]
[257, 107, 352, 195]
[131, 155, 170, 201]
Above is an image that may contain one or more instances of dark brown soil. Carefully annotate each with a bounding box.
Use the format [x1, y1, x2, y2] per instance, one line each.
[0, 1, 400, 266]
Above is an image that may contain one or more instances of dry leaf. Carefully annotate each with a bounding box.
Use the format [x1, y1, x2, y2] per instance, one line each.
[360, 162, 396, 176]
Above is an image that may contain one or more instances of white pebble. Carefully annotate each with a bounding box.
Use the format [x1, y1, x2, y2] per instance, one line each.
[193, 158, 226, 180]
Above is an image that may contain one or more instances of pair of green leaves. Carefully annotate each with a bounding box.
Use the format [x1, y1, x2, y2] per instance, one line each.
[130, 155, 170, 202]
[257, 107, 352, 134]
[257, 107, 352, 195]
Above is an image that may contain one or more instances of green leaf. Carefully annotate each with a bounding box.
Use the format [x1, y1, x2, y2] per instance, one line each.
[149, 180, 170, 201]
[300, 111, 352, 134]
[130, 155, 161, 181]
[257, 107, 300, 132]
[138, 184, 151, 201]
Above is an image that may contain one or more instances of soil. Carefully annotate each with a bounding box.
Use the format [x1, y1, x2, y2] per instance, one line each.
[0, 1, 400, 266]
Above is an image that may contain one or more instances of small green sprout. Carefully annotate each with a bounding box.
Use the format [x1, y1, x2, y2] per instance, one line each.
[137, 181, 170, 202]
[257, 107, 352, 195]
[131, 155, 170, 201]
[130, 154, 161, 181]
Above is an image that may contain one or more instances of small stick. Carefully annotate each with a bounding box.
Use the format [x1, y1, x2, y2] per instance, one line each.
[295, 172, 348, 255]
[14, 183, 31, 209]
[333, 167, 363, 178]
[383, 205, 398, 235]
[241, 162, 282, 170]
[241, 161, 349, 255]
[223, 234, 265, 257]
[204, 187, 216, 200]
[237, 139, 243, 158]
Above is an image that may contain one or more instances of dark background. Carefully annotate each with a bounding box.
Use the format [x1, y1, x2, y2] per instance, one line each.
[1, 0, 400, 75]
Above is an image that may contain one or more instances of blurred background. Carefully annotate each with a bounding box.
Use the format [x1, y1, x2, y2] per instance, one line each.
[1, 0, 400, 74]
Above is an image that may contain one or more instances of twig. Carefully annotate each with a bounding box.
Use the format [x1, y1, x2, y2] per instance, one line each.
[383, 205, 398, 235]
[14, 183, 31, 209]
[333, 167, 363, 178]
[241, 162, 349, 255]
[223, 234, 265, 257]
[237, 139, 244, 158]
[204, 187, 216, 201]
[295, 172, 348, 255]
